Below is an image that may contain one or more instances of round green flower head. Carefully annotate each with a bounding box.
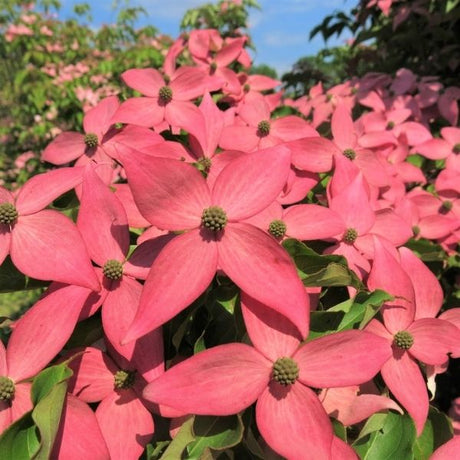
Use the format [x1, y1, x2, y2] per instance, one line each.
[0, 202, 18, 225]
[386, 121, 395, 130]
[103, 259, 123, 280]
[158, 86, 173, 105]
[268, 219, 287, 239]
[210, 61, 218, 72]
[198, 156, 212, 173]
[452, 143, 460, 153]
[441, 200, 453, 212]
[114, 370, 136, 390]
[343, 228, 358, 244]
[201, 206, 227, 232]
[343, 148, 356, 160]
[412, 225, 420, 236]
[272, 357, 299, 386]
[393, 330, 414, 350]
[243, 83, 251, 93]
[84, 132, 98, 148]
[0, 376, 15, 401]
[257, 120, 271, 137]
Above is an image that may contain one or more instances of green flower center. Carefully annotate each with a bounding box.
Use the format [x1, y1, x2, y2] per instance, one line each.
[452, 143, 460, 153]
[201, 206, 227, 232]
[103, 259, 123, 280]
[343, 148, 356, 160]
[326, 94, 333, 102]
[393, 330, 414, 350]
[268, 219, 287, 239]
[257, 120, 271, 137]
[412, 225, 420, 236]
[198, 156, 212, 173]
[272, 357, 299, 386]
[114, 370, 136, 389]
[84, 132, 98, 148]
[0, 376, 15, 401]
[0, 202, 18, 225]
[158, 86, 173, 105]
[386, 121, 395, 130]
[343, 228, 358, 244]
[440, 200, 453, 213]
[243, 83, 251, 93]
[210, 61, 217, 72]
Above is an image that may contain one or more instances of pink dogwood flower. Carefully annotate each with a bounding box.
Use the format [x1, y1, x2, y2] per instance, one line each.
[365, 239, 460, 435]
[0, 168, 99, 290]
[112, 66, 205, 134]
[143, 293, 391, 459]
[119, 146, 310, 341]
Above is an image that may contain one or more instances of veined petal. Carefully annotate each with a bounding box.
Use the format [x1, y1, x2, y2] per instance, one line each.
[241, 293, 302, 361]
[431, 436, 460, 460]
[164, 100, 205, 140]
[52, 394, 110, 460]
[121, 68, 164, 97]
[408, 318, 460, 365]
[41, 132, 85, 165]
[83, 96, 120, 138]
[256, 382, 333, 460]
[331, 436, 359, 459]
[96, 391, 154, 460]
[112, 97, 164, 128]
[119, 149, 211, 230]
[283, 204, 346, 240]
[367, 237, 415, 332]
[123, 234, 175, 280]
[218, 223, 310, 338]
[67, 347, 117, 403]
[381, 350, 428, 436]
[9, 382, 32, 428]
[288, 137, 335, 173]
[102, 277, 164, 383]
[332, 104, 357, 151]
[295, 330, 392, 388]
[329, 173, 375, 234]
[170, 66, 206, 100]
[144, 344, 270, 415]
[399, 247, 443, 319]
[78, 165, 129, 266]
[0, 226, 11, 266]
[6, 284, 88, 381]
[11, 211, 99, 291]
[123, 229, 217, 342]
[15, 167, 84, 216]
[212, 145, 291, 221]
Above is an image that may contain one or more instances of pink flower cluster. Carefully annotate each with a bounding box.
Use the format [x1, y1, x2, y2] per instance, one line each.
[1, 28, 459, 459]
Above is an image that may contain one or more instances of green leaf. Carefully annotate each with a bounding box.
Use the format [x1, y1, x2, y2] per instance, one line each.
[428, 406, 453, 450]
[160, 416, 195, 460]
[282, 239, 363, 289]
[30, 362, 73, 405]
[413, 418, 434, 460]
[0, 363, 72, 459]
[0, 257, 48, 293]
[0, 413, 40, 460]
[308, 289, 391, 339]
[187, 415, 244, 459]
[30, 363, 73, 460]
[353, 412, 416, 460]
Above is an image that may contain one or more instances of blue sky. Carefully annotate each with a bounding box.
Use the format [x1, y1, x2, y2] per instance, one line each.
[59, 0, 351, 77]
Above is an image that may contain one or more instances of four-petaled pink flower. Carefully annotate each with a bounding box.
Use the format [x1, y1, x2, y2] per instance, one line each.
[143, 293, 391, 459]
[119, 145, 310, 342]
